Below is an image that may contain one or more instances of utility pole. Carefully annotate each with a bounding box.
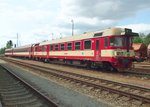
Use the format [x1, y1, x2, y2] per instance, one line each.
[51, 33, 54, 40]
[60, 33, 62, 38]
[17, 33, 18, 47]
[71, 19, 74, 36]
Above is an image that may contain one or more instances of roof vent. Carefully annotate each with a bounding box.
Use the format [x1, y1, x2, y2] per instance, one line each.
[94, 32, 103, 37]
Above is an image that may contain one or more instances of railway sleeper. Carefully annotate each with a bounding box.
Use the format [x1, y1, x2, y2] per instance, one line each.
[2, 94, 33, 101]
[1, 91, 30, 99]
[1, 90, 30, 97]
[0, 88, 27, 95]
[0, 87, 25, 92]
[3, 98, 41, 106]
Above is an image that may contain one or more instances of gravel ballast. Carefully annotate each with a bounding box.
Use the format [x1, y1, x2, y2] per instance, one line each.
[6, 57, 150, 88]
[0, 60, 111, 107]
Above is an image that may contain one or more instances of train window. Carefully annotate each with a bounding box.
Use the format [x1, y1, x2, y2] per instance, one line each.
[104, 37, 108, 48]
[25, 48, 27, 52]
[110, 37, 123, 47]
[84, 40, 91, 49]
[75, 42, 80, 50]
[68, 42, 72, 50]
[55, 44, 58, 51]
[61, 44, 65, 50]
[50, 45, 53, 51]
[96, 40, 99, 50]
[35, 47, 38, 52]
[43, 46, 47, 51]
[94, 32, 103, 37]
[40, 47, 42, 51]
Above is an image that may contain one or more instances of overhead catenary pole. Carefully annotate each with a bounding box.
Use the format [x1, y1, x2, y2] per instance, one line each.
[71, 19, 74, 36]
[60, 33, 62, 38]
[17, 33, 18, 47]
[51, 33, 54, 40]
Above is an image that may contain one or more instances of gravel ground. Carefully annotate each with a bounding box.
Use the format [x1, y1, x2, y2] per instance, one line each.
[0, 60, 111, 107]
[6, 57, 150, 89]
[0, 101, 2, 107]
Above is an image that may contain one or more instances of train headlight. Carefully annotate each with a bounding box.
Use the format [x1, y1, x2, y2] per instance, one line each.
[127, 53, 130, 57]
[116, 52, 123, 56]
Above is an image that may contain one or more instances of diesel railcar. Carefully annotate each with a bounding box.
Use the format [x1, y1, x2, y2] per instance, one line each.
[5, 27, 139, 71]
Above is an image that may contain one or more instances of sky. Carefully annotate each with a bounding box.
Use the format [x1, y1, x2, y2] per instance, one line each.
[0, 0, 150, 48]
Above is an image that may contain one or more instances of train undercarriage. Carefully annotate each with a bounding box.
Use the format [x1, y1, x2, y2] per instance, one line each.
[31, 57, 118, 72]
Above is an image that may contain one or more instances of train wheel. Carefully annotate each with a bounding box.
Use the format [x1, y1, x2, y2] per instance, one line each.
[103, 62, 117, 72]
[86, 61, 92, 69]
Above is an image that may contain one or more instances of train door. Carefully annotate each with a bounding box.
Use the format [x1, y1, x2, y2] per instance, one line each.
[31, 45, 35, 59]
[46, 45, 49, 59]
[95, 39, 101, 61]
[30, 45, 34, 59]
[43, 45, 48, 58]
[42, 45, 44, 57]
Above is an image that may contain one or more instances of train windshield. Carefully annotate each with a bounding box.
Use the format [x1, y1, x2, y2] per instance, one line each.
[110, 36, 132, 47]
[110, 37, 123, 47]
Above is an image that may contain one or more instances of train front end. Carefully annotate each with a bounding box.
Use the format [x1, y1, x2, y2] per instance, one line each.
[109, 28, 139, 71]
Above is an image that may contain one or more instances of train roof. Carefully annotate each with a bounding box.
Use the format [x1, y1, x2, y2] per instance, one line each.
[13, 44, 32, 50]
[39, 27, 136, 46]
[5, 48, 13, 51]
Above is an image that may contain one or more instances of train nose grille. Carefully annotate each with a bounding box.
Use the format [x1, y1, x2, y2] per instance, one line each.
[118, 58, 130, 67]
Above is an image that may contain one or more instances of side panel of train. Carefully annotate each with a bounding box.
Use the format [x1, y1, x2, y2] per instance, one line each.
[5, 47, 32, 58]
[32, 36, 134, 69]
[5, 49, 13, 56]
[13, 48, 31, 58]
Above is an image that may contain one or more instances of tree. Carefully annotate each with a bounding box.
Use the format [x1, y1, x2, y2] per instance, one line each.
[143, 33, 150, 46]
[133, 37, 143, 43]
[0, 47, 6, 55]
[6, 40, 13, 49]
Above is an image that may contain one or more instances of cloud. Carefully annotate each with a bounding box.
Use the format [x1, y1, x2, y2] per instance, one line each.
[0, 0, 150, 48]
[60, 0, 150, 19]
[118, 23, 150, 34]
[56, 0, 150, 34]
[0, 0, 56, 47]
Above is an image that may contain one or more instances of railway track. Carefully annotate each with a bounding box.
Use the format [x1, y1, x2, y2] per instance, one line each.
[0, 65, 59, 107]
[2, 57, 150, 105]
[2, 57, 150, 79]
[121, 71, 150, 78]
[40, 60, 150, 78]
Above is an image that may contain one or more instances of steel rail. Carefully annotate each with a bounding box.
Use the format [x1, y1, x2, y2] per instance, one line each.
[0, 64, 59, 107]
[2, 58, 150, 103]
[4, 58, 150, 92]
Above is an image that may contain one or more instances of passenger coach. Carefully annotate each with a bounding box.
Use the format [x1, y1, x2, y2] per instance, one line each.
[12, 44, 33, 59]
[5, 48, 13, 56]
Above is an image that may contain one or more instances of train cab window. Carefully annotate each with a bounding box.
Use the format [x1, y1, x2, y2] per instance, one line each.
[50, 45, 53, 51]
[55, 44, 58, 51]
[61, 44, 65, 50]
[75, 42, 80, 50]
[104, 37, 108, 48]
[67, 42, 72, 50]
[84, 40, 91, 49]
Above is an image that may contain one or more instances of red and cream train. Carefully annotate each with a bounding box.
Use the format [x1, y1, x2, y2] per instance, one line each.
[5, 28, 139, 71]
